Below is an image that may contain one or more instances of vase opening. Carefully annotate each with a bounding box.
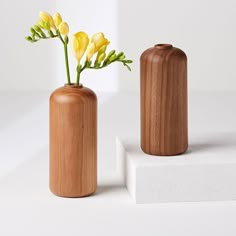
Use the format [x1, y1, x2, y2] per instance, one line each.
[64, 83, 83, 88]
[155, 44, 173, 49]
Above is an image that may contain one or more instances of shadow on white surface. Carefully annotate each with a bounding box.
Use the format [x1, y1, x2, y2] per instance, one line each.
[96, 185, 124, 196]
[120, 132, 236, 161]
[188, 132, 236, 154]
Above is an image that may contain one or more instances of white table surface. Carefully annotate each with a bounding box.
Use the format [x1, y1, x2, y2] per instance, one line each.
[0, 91, 236, 235]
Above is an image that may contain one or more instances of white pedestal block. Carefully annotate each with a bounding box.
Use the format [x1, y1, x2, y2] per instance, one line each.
[116, 134, 236, 204]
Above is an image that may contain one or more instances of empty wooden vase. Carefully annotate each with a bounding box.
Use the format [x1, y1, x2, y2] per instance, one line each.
[50, 84, 97, 197]
[140, 44, 188, 156]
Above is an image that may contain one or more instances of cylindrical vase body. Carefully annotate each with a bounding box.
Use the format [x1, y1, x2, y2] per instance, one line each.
[140, 44, 188, 156]
[50, 84, 97, 197]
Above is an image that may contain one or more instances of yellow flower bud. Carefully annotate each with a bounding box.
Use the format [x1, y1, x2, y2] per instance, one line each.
[96, 45, 107, 61]
[37, 19, 50, 30]
[53, 12, 62, 28]
[98, 45, 107, 54]
[59, 22, 69, 35]
[97, 52, 106, 63]
[71, 32, 89, 63]
[39, 11, 56, 30]
[86, 42, 96, 61]
[91, 32, 110, 53]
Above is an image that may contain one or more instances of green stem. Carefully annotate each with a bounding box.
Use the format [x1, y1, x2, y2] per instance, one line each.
[76, 65, 81, 85]
[28, 35, 58, 42]
[77, 59, 131, 80]
[57, 32, 70, 84]
[58, 33, 65, 44]
[64, 43, 71, 85]
[80, 59, 125, 73]
[80, 62, 111, 72]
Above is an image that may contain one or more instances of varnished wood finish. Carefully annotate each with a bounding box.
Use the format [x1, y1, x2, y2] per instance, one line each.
[50, 84, 97, 197]
[140, 44, 188, 156]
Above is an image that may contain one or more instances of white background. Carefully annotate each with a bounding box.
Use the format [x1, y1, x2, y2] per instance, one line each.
[0, 1, 236, 235]
[0, 0, 236, 92]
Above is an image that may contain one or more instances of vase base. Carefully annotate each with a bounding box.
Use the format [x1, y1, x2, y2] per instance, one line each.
[141, 145, 188, 156]
[49, 189, 97, 198]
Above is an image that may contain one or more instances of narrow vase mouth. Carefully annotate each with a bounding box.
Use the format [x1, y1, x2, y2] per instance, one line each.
[64, 83, 83, 88]
[155, 44, 173, 49]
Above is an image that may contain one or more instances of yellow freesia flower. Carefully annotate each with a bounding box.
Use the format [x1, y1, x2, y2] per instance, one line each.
[91, 32, 110, 53]
[71, 32, 89, 63]
[53, 12, 62, 28]
[59, 22, 69, 35]
[39, 11, 56, 30]
[86, 42, 96, 61]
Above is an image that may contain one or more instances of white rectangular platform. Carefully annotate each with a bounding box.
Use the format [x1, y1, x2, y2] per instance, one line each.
[117, 132, 236, 203]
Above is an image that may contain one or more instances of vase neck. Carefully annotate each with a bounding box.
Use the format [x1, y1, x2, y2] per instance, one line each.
[155, 44, 173, 49]
[64, 83, 83, 88]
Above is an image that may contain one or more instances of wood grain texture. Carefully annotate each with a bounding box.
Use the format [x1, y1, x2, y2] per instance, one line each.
[140, 44, 188, 156]
[50, 84, 97, 197]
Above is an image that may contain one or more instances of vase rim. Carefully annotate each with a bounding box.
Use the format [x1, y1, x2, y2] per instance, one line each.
[155, 44, 173, 49]
[64, 83, 83, 88]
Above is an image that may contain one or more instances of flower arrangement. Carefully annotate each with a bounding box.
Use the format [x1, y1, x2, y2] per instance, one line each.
[25, 11, 132, 85]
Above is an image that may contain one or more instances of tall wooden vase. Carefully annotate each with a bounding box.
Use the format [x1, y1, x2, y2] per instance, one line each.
[140, 44, 188, 156]
[49, 84, 97, 197]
